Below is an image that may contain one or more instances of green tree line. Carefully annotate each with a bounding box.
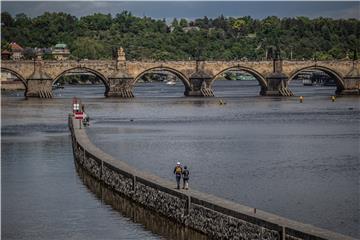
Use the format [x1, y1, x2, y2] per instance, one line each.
[1, 11, 359, 60]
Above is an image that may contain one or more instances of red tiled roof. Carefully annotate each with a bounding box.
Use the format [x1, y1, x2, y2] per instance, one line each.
[2, 50, 11, 54]
[9, 42, 24, 52]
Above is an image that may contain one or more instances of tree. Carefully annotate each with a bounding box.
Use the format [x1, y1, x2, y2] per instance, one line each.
[1, 11, 359, 61]
[79, 13, 112, 31]
[171, 18, 179, 28]
[179, 18, 188, 28]
[1, 12, 14, 27]
[71, 37, 108, 59]
[23, 47, 36, 60]
[232, 19, 246, 32]
[14, 13, 31, 28]
[232, 19, 246, 38]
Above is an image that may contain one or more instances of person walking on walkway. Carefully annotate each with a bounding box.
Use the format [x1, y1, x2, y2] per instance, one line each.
[182, 166, 190, 190]
[173, 162, 182, 189]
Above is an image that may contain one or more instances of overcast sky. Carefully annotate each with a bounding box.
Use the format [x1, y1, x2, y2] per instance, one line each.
[1, 1, 359, 20]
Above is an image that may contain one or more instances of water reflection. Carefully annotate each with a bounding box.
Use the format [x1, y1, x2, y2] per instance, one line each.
[76, 163, 208, 240]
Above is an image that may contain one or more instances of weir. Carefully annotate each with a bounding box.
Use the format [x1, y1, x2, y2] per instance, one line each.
[69, 115, 354, 240]
[76, 161, 208, 239]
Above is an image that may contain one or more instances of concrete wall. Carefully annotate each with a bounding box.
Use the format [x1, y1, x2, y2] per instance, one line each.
[76, 163, 208, 239]
[69, 116, 354, 240]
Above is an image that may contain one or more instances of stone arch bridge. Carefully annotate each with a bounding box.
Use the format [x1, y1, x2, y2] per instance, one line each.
[1, 52, 359, 98]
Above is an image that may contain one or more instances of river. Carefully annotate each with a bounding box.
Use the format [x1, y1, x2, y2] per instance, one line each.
[2, 81, 359, 239]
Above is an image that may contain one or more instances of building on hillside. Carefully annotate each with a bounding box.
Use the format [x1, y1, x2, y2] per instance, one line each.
[1, 50, 11, 60]
[42, 48, 53, 55]
[9, 42, 24, 60]
[169, 26, 200, 32]
[52, 43, 70, 60]
[182, 26, 200, 32]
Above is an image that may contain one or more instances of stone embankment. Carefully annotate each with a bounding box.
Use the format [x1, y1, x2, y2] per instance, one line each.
[69, 115, 354, 240]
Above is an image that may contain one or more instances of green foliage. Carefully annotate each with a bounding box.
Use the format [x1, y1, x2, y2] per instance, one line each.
[79, 13, 112, 31]
[1, 11, 359, 60]
[71, 37, 108, 59]
[1, 12, 14, 27]
[1, 41, 9, 50]
[43, 52, 55, 60]
[22, 47, 35, 59]
[179, 18, 188, 28]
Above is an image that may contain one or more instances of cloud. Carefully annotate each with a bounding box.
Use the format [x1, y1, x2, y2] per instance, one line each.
[335, 5, 360, 19]
[1, 1, 359, 19]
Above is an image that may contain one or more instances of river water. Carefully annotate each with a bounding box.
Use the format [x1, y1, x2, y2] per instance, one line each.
[2, 81, 359, 239]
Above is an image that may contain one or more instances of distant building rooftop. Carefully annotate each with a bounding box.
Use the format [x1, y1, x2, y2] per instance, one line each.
[52, 43, 70, 60]
[182, 26, 200, 32]
[1, 50, 11, 60]
[9, 42, 24, 52]
[54, 43, 68, 49]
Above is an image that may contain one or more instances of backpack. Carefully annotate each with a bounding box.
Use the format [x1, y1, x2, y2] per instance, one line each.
[183, 169, 189, 179]
[175, 166, 182, 174]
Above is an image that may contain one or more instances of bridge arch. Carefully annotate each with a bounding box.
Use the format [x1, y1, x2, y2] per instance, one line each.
[133, 66, 191, 89]
[53, 67, 110, 95]
[211, 66, 267, 88]
[1, 67, 28, 88]
[288, 65, 345, 89]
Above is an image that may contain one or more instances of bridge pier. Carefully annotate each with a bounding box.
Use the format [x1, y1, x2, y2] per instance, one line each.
[26, 56, 53, 98]
[336, 64, 360, 95]
[263, 55, 293, 96]
[26, 79, 53, 98]
[263, 74, 293, 96]
[107, 74, 134, 98]
[106, 48, 135, 98]
[185, 70, 214, 97]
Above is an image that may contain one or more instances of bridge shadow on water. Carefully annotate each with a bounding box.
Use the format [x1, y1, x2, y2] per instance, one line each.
[75, 162, 208, 240]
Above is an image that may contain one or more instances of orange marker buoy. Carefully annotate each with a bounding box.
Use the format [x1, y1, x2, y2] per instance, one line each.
[299, 96, 304, 103]
[219, 99, 226, 105]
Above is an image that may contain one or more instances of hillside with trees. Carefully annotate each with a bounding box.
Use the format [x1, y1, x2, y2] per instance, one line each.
[1, 11, 359, 61]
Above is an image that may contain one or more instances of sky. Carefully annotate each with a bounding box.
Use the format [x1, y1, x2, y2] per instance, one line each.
[1, 1, 359, 20]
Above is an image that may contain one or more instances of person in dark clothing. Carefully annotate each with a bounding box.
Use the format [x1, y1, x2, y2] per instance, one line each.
[182, 166, 190, 190]
[173, 162, 182, 189]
